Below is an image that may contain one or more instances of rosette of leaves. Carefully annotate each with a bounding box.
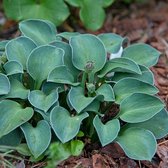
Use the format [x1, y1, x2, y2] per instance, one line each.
[3, 0, 115, 31]
[0, 19, 168, 162]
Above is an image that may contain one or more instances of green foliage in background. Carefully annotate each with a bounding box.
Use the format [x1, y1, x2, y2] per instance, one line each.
[3, 0, 115, 31]
[0, 19, 168, 165]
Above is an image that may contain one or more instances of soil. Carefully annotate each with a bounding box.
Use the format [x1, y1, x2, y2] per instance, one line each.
[1, 0, 168, 167]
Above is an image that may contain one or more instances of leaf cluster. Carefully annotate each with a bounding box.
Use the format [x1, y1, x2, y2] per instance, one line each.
[3, 0, 115, 31]
[0, 19, 168, 162]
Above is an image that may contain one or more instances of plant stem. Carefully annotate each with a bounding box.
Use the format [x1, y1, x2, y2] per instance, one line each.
[88, 72, 94, 83]
[81, 72, 87, 90]
[34, 80, 42, 90]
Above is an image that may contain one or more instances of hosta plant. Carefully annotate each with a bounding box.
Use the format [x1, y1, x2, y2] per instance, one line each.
[0, 19, 168, 162]
[3, 0, 115, 31]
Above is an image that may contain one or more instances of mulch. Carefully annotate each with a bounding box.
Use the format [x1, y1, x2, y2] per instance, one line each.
[1, 0, 168, 167]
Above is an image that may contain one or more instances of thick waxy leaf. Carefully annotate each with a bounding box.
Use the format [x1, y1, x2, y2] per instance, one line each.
[42, 82, 64, 94]
[0, 73, 10, 95]
[50, 106, 89, 143]
[0, 129, 22, 146]
[96, 84, 115, 102]
[27, 45, 64, 89]
[84, 100, 100, 112]
[70, 34, 106, 73]
[0, 40, 9, 51]
[3, 61, 23, 75]
[98, 58, 141, 78]
[65, 0, 81, 7]
[19, 19, 57, 46]
[68, 87, 97, 113]
[119, 93, 164, 123]
[0, 100, 34, 138]
[98, 33, 126, 53]
[113, 78, 158, 103]
[6, 36, 36, 69]
[112, 65, 154, 84]
[56, 32, 80, 40]
[51, 41, 79, 77]
[126, 109, 168, 139]
[28, 89, 58, 113]
[122, 43, 161, 67]
[21, 120, 51, 158]
[93, 115, 120, 146]
[47, 65, 78, 86]
[116, 127, 157, 160]
[5, 78, 29, 99]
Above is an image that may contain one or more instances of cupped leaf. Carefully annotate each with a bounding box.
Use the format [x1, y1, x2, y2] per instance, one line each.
[6, 36, 36, 69]
[0, 73, 10, 95]
[0, 100, 34, 138]
[21, 120, 51, 158]
[51, 41, 79, 77]
[56, 32, 80, 40]
[98, 57, 141, 78]
[0, 129, 22, 146]
[4, 78, 29, 99]
[70, 34, 106, 73]
[27, 45, 64, 89]
[84, 100, 100, 112]
[96, 83, 115, 102]
[116, 127, 157, 161]
[93, 115, 120, 146]
[98, 33, 126, 53]
[68, 86, 97, 113]
[113, 78, 158, 104]
[50, 106, 89, 143]
[42, 82, 64, 94]
[118, 93, 164, 123]
[0, 40, 9, 51]
[47, 65, 78, 86]
[122, 43, 161, 67]
[126, 109, 168, 139]
[112, 65, 154, 84]
[19, 19, 57, 46]
[4, 61, 23, 75]
[28, 89, 58, 113]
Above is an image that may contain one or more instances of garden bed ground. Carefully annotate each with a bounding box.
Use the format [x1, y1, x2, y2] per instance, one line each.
[1, 0, 168, 167]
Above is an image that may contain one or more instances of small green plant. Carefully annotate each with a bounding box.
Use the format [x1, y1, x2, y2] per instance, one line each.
[0, 19, 168, 164]
[3, 0, 115, 31]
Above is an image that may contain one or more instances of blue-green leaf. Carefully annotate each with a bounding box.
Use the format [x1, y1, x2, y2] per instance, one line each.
[119, 93, 164, 123]
[0, 100, 34, 138]
[27, 45, 64, 89]
[19, 19, 57, 46]
[0, 73, 10, 95]
[50, 106, 89, 143]
[6, 36, 36, 69]
[93, 115, 120, 146]
[98, 33, 126, 53]
[116, 127, 157, 161]
[122, 43, 161, 67]
[113, 78, 158, 104]
[28, 89, 59, 113]
[4, 78, 29, 99]
[98, 57, 141, 78]
[96, 83, 115, 102]
[47, 65, 78, 86]
[68, 86, 97, 113]
[70, 34, 106, 73]
[111, 65, 154, 84]
[21, 120, 51, 158]
[126, 109, 168, 139]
